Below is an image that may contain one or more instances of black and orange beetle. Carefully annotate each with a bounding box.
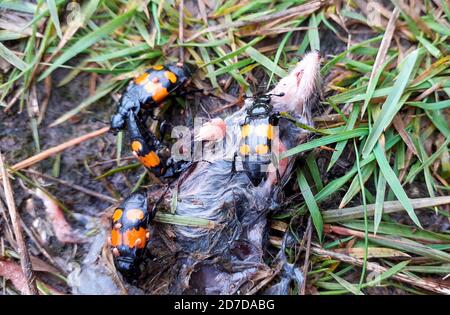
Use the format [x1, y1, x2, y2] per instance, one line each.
[110, 63, 191, 134]
[110, 191, 154, 278]
[234, 93, 285, 186]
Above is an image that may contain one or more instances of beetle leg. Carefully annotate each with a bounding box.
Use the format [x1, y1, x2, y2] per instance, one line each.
[159, 120, 173, 140]
[231, 152, 237, 173]
[175, 88, 204, 97]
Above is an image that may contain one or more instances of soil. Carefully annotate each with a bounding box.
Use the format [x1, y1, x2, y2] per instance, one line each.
[0, 19, 447, 295]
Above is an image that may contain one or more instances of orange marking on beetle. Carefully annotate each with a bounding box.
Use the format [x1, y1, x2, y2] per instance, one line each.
[267, 124, 274, 140]
[123, 227, 147, 249]
[112, 209, 123, 222]
[164, 71, 177, 83]
[131, 140, 143, 152]
[135, 72, 149, 85]
[143, 81, 169, 103]
[138, 151, 161, 168]
[241, 124, 252, 138]
[255, 144, 269, 155]
[152, 86, 169, 103]
[240, 144, 250, 156]
[152, 65, 164, 70]
[111, 229, 122, 247]
[126, 209, 145, 222]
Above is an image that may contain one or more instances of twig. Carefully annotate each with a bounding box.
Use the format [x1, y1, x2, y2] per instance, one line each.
[20, 218, 68, 276]
[8, 126, 110, 173]
[197, 0, 208, 24]
[0, 151, 38, 295]
[37, 76, 52, 125]
[23, 169, 117, 203]
[392, 115, 420, 158]
[245, 263, 283, 295]
[323, 224, 449, 245]
[300, 218, 312, 295]
[361, 6, 399, 117]
[322, 196, 450, 222]
[311, 246, 450, 294]
[0, 198, 15, 249]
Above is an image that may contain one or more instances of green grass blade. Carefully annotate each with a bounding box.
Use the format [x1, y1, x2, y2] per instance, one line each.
[244, 45, 288, 78]
[281, 128, 368, 159]
[307, 13, 320, 51]
[0, 42, 28, 71]
[321, 35, 383, 76]
[39, 8, 136, 80]
[416, 35, 441, 58]
[425, 109, 450, 137]
[342, 220, 450, 242]
[406, 99, 450, 110]
[46, 0, 62, 39]
[204, 36, 263, 67]
[50, 80, 119, 127]
[373, 143, 422, 228]
[374, 170, 387, 234]
[327, 105, 360, 171]
[297, 169, 323, 241]
[405, 265, 450, 274]
[154, 213, 215, 229]
[339, 161, 376, 208]
[306, 152, 323, 191]
[95, 163, 141, 180]
[362, 49, 420, 157]
[361, 54, 397, 118]
[365, 260, 409, 287]
[206, 58, 253, 77]
[0, 1, 37, 13]
[267, 19, 301, 88]
[329, 273, 363, 295]
[404, 136, 450, 183]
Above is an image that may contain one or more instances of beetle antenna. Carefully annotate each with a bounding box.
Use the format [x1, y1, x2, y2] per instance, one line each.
[243, 92, 285, 99]
[267, 92, 285, 97]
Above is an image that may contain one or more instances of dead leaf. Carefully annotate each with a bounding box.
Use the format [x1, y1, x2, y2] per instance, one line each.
[35, 189, 86, 244]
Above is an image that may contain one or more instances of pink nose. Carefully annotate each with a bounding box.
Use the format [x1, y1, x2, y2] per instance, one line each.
[315, 50, 321, 59]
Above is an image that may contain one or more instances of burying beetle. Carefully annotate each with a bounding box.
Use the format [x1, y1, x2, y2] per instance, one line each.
[110, 191, 153, 278]
[110, 63, 195, 177]
[233, 92, 288, 186]
[110, 63, 191, 134]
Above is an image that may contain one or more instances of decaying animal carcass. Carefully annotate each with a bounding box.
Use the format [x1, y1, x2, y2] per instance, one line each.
[69, 51, 321, 295]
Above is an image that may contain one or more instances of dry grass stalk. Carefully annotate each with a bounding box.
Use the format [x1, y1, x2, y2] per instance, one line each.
[9, 126, 110, 173]
[186, 0, 325, 41]
[0, 152, 38, 295]
[300, 218, 313, 295]
[23, 169, 117, 203]
[312, 247, 450, 294]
